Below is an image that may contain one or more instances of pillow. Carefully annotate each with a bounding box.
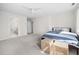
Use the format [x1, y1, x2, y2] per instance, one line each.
[61, 28, 70, 32]
[52, 27, 62, 32]
[60, 31, 77, 37]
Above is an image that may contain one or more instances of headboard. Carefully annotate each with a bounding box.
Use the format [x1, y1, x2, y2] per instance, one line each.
[52, 27, 71, 32]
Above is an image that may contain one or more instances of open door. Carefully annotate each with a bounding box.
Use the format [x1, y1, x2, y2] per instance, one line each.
[27, 18, 33, 34]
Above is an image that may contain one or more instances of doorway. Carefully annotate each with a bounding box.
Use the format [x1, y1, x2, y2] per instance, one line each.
[27, 18, 33, 34]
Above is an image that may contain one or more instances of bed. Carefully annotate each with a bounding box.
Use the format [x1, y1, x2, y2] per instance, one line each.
[41, 27, 78, 45]
[41, 27, 79, 55]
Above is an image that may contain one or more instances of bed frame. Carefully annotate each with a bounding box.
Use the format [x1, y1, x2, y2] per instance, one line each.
[52, 27, 71, 32]
[41, 27, 72, 55]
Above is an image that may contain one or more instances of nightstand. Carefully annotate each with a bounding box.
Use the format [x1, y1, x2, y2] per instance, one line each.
[69, 44, 79, 55]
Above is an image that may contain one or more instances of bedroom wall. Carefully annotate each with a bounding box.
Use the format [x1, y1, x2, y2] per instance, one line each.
[76, 8, 79, 33]
[51, 10, 76, 32]
[18, 16, 27, 36]
[0, 10, 27, 40]
[33, 16, 52, 35]
[33, 10, 76, 35]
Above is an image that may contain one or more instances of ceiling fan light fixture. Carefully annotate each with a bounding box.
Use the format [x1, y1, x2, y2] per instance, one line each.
[72, 3, 75, 6]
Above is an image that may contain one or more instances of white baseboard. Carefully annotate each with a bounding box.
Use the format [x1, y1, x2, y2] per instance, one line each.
[0, 34, 18, 41]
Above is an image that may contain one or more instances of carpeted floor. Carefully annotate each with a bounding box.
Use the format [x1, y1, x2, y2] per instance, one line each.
[0, 34, 77, 55]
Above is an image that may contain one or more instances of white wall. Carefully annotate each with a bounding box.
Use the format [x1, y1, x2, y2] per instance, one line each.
[33, 10, 76, 35]
[18, 16, 27, 36]
[76, 8, 79, 33]
[0, 11, 27, 40]
[33, 16, 52, 35]
[51, 10, 76, 32]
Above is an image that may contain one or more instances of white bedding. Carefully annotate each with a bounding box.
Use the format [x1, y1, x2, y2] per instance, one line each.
[44, 31, 78, 45]
[60, 31, 77, 36]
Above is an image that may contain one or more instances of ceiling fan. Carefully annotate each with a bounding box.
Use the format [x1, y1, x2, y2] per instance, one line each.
[22, 5, 40, 13]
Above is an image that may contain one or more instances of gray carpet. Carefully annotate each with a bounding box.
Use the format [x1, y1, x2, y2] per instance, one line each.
[0, 34, 45, 55]
[0, 34, 77, 55]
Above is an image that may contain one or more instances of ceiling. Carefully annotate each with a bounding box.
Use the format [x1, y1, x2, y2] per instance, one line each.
[0, 3, 77, 18]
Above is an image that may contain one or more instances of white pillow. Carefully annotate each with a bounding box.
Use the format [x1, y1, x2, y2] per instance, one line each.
[60, 31, 77, 36]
